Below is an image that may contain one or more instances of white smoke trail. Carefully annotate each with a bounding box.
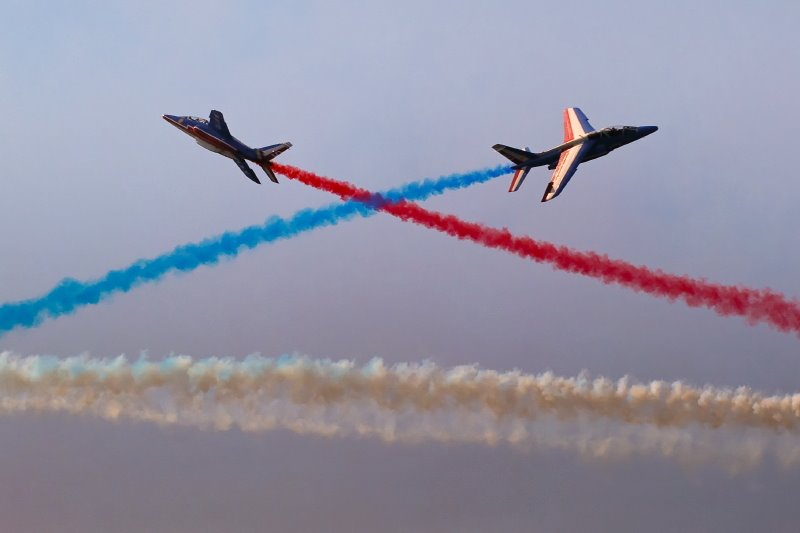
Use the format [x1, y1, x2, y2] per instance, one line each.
[1, 352, 798, 469]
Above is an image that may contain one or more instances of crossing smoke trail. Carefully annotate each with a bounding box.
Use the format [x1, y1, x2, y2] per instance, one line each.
[0, 165, 510, 337]
[273, 164, 800, 336]
[1, 352, 799, 469]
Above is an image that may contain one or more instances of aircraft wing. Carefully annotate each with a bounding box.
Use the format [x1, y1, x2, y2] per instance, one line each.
[209, 110, 232, 138]
[563, 107, 594, 141]
[541, 141, 592, 202]
[233, 155, 261, 184]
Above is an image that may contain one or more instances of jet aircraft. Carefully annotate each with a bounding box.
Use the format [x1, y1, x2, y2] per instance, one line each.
[494, 108, 657, 201]
[162, 110, 291, 184]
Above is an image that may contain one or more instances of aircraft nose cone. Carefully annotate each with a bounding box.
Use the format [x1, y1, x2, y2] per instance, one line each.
[640, 125, 658, 137]
[162, 114, 179, 124]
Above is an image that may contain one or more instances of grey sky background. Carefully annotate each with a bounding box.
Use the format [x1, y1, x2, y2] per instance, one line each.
[1, 1, 799, 531]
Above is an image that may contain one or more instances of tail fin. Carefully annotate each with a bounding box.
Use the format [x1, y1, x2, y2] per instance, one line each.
[494, 144, 536, 192]
[256, 142, 292, 184]
[209, 110, 232, 138]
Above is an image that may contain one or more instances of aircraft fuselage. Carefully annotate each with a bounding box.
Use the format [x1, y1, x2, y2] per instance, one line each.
[526, 125, 659, 169]
[162, 111, 291, 184]
[162, 114, 259, 162]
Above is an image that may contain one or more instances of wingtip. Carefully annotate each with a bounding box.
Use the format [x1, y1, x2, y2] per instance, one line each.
[541, 183, 555, 202]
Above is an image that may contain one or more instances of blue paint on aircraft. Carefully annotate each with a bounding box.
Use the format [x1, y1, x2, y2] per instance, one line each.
[163, 110, 291, 184]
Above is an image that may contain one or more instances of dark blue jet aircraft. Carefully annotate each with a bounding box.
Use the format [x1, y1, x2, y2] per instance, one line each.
[494, 107, 657, 202]
[162, 110, 291, 184]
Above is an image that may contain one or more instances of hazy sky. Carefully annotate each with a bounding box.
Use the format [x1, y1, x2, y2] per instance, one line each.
[1, 1, 800, 531]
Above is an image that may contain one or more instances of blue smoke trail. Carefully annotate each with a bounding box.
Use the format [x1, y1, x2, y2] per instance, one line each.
[0, 165, 511, 337]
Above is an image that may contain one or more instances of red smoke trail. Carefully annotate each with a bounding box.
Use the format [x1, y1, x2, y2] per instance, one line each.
[272, 163, 800, 335]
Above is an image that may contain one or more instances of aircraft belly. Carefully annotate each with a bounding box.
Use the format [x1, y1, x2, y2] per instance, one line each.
[583, 143, 610, 162]
[196, 139, 235, 159]
[188, 126, 237, 153]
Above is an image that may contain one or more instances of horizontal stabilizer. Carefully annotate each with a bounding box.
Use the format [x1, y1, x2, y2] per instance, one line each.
[493, 144, 535, 166]
[508, 167, 531, 192]
[260, 163, 280, 184]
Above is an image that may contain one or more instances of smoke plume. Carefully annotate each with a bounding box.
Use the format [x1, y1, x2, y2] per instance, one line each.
[0, 165, 509, 337]
[3, 351, 799, 469]
[3, 352, 797, 432]
[274, 164, 800, 336]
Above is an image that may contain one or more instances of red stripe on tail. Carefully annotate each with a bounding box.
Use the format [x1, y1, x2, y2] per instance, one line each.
[563, 109, 574, 142]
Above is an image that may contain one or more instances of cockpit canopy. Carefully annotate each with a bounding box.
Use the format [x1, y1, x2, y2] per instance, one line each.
[187, 116, 209, 124]
[601, 125, 637, 136]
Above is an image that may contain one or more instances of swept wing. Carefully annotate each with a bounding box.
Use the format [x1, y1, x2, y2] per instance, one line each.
[563, 107, 594, 140]
[541, 141, 592, 202]
[539, 107, 595, 201]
